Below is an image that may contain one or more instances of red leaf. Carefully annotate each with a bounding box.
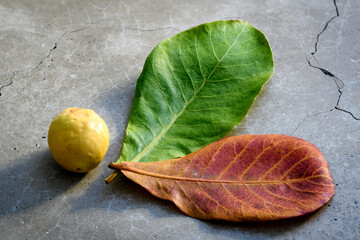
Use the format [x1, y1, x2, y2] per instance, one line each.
[109, 135, 335, 221]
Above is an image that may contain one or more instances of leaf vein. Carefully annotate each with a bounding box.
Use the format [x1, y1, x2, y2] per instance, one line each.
[139, 96, 166, 129]
[259, 144, 308, 181]
[135, 113, 157, 138]
[132, 130, 148, 147]
[216, 137, 256, 180]
[179, 36, 197, 91]
[194, 33, 206, 81]
[220, 183, 285, 217]
[207, 70, 271, 83]
[301, 161, 317, 179]
[260, 184, 309, 209]
[174, 181, 207, 215]
[304, 178, 333, 187]
[228, 46, 261, 55]
[284, 182, 324, 194]
[196, 182, 233, 215]
[243, 184, 272, 213]
[151, 61, 176, 116]
[187, 106, 234, 112]
[119, 163, 327, 184]
[176, 157, 193, 177]
[280, 155, 311, 180]
[240, 139, 288, 180]
[166, 57, 188, 104]
[209, 29, 219, 61]
[199, 140, 229, 177]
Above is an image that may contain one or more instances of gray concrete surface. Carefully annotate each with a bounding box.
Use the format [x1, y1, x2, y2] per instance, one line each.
[1, 0, 359, 239]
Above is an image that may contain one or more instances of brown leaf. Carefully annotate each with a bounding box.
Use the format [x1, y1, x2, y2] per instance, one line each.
[109, 135, 335, 221]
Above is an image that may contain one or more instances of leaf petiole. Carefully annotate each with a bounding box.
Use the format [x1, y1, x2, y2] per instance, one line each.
[105, 171, 119, 184]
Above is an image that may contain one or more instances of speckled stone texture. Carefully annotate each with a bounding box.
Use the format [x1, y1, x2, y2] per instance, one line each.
[0, 0, 359, 239]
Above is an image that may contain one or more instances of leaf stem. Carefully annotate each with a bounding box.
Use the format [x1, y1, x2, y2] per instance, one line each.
[105, 169, 119, 184]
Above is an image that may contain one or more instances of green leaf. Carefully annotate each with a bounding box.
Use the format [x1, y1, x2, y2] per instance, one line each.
[119, 20, 273, 163]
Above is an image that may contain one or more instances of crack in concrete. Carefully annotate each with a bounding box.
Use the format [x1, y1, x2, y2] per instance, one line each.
[311, 0, 339, 55]
[306, 0, 359, 120]
[0, 31, 67, 97]
[31, 31, 67, 73]
[124, 26, 181, 32]
[0, 72, 16, 96]
[291, 111, 324, 136]
[335, 91, 360, 120]
[69, 19, 108, 33]
[0, 23, 176, 97]
[305, 55, 344, 89]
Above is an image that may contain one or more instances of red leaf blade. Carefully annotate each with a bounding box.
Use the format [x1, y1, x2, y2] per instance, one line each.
[110, 135, 335, 221]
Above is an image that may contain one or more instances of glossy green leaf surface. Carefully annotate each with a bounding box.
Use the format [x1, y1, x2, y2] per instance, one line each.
[118, 20, 273, 164]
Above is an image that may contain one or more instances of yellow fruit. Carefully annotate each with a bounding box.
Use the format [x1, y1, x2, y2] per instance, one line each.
[48, 107, 110, 173]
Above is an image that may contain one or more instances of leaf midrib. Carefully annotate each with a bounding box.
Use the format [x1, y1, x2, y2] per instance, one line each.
[119, 162, 330, 185]
[130, 22, 249, 163]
